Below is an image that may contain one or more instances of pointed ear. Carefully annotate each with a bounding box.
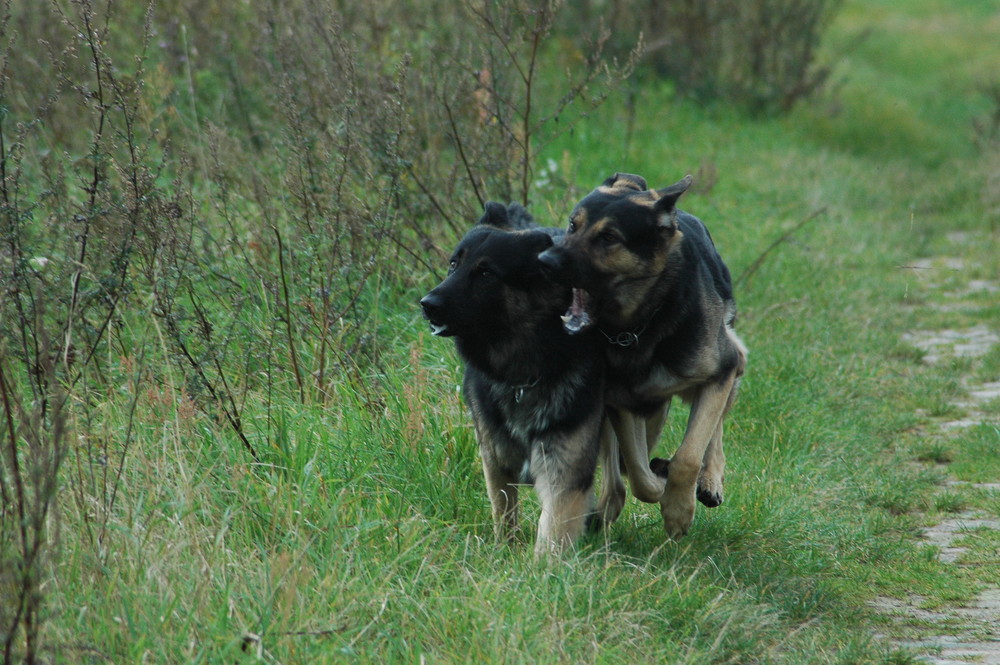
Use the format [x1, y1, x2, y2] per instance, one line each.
[653, 175, 693, 234]
[601, 172, 648, 192]
[479, 201, 510, 229]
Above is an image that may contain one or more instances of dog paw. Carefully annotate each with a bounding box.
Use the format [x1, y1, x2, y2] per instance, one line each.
[696, 475, 724, 508]
[663, 512, 694, 540]
[649, 457, 671, 478]
[660, 504, 693, 540]
[696, 485, 723, 508]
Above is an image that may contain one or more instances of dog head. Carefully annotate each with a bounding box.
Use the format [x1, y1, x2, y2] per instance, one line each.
[538, 173, 693, 334]
[420, 203, 562, 339]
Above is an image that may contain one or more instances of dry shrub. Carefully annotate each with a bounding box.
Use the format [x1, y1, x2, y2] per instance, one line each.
[397, 0, 642, 257]
[1, 340, 68, 665]
[579, 0, 843, 114]
[0, 3, 639, 655]
[1, 0, 636, 449]
[1, 4, 172, 657]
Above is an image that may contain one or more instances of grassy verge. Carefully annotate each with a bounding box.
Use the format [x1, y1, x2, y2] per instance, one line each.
[4, 1, 999, 664]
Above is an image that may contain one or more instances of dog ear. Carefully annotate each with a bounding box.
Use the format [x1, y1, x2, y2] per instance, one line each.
[503, 202, 535, 230]
[601, 172, 648, 192]
[654, 175, 693, 234]
[479, 201, 510, 228]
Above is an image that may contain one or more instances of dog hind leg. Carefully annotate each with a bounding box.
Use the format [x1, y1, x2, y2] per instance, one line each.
[697, 420, 725, 507]
[698, 367, 742, 507]
[593, 417, 625, 529]
[646, 401, 674, 481]
[644, 401, 670, 455]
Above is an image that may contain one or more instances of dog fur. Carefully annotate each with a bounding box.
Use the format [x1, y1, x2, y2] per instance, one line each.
[538, 173, 747, 538]
[420, 202, 604, 554]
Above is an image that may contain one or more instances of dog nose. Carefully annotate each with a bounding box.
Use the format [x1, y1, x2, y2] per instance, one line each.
[420, 293, 443, 318]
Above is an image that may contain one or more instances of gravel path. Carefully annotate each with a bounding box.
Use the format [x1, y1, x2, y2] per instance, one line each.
[877, 252, 1000, 663]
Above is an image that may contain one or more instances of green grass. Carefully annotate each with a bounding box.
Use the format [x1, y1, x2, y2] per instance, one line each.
[6, 1, 1000, 664]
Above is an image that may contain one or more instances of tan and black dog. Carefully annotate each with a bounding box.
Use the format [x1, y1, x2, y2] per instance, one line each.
[420, 202, 605, 555]
[539, 173, 747, 538]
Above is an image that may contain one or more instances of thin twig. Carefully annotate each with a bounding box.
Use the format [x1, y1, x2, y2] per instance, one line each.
[66, 3, 106, 377]
[161, 293, 259, 462]
[405, 164, 461, 236]
[735, 207, 826, 290]
[443, 97, 485, 210]
[273, 226, 305, 403]
[0, 354, 28, 565]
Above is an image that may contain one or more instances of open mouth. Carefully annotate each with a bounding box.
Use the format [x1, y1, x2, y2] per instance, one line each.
[560, 288, 593, 334]
[427, 320, 449, 336]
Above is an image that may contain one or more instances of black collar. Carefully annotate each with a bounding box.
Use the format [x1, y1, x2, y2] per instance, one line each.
[601, 328, 643, 347]
[599, 301, 665, 348]
[512, 376, 540, 403]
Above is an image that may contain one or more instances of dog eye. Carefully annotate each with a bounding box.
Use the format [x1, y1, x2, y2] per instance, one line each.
[448, 259, 458, 274]
[599, 232, 619, 245]
[479, 267, 494, 279]
[568, 220, 577, 233]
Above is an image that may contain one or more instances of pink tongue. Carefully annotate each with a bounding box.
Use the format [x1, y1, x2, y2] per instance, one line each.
[561, 288, 592, 334]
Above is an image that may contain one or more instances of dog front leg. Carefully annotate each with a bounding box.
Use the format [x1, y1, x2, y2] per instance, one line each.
[609, 407, 666, 503]
[532, 423, 600, 555]
[534, 481, 592, 556]
[659, 375, 734, 538]
[480, 453, 519, 544]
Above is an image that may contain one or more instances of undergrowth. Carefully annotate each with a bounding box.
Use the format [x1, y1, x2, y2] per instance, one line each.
[1, 0, 998, 664]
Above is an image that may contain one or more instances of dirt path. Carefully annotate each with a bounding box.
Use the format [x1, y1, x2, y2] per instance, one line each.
[876, 247, 1000, 664]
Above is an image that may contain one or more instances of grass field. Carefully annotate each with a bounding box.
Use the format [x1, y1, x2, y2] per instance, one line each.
[2, 1, 999, 663]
